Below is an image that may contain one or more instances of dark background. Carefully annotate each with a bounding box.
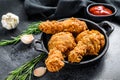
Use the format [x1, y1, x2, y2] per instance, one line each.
[0, 0, 120, 80]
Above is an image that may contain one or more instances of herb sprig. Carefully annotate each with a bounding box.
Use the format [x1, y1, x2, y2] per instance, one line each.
[0, 22, 41, 46]
[5, 53, 46, 80]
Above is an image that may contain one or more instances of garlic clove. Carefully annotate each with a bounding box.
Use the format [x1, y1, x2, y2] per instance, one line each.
[1, 20, 12, 30]
[33, 67, 47, 77]
[20, 34, 34, 44]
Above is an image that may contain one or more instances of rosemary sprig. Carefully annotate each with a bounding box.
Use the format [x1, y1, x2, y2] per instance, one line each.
[5, 53, 46, 80]
[0, 36, 20, 46]
[22, 22, 41, 34]
[0, 22, 41, 46]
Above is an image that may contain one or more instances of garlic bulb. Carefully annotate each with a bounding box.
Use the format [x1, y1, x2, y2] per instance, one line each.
[33, 67, 47, 77]
[20, 34, 34, 44]
[1, 13, 19, 30]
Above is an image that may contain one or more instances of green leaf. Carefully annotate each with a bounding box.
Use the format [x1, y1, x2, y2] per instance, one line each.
[18, 74, 28, 80]
[5, 75, 15, 80]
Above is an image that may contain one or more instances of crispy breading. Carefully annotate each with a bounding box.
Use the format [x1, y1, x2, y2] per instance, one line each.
[68, 30, 105, 63]
[68, 41, 87, 63]
[39, 20, 64, 34]
[62, 17, 88, 34]
[76, 30, 105, 56]
[48, 32, 76, 53]
[46, 32, 76, 72]
[81, 36, 98, 55]
[39, 17, 88, 34]
[76, 30, 90, 42]
[45, 48, 64, 72]
[89, 30, 105, 48]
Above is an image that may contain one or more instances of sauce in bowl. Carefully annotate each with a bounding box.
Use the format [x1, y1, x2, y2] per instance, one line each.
[89, 5, 113, 16]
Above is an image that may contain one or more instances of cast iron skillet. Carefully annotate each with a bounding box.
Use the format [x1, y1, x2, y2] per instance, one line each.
[34, 18, 114, 65]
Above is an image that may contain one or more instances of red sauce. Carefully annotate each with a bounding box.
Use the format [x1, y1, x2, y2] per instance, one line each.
[89, 5, 113, 15]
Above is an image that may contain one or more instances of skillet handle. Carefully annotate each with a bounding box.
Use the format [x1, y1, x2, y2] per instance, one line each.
[99, 21, 114, 36]
[34, 39, 48, 53]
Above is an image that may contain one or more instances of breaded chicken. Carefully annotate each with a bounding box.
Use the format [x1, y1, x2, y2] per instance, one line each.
[45, 32, 76, 72]
[68, 41, 87, 63]
[45, 48, 64, 72]
[39, 17, 88, 34]
[81, 35, 100, 55]
[89, 30, 105, 48]
[76, 30, 90, 42]
[62, 17, 88, 34]
[39, 20, 64, 34]
[68, 30, 105, 63]
[76, 30, 105, 55]
[42, 17, 106, 70]
[48, 32, 76, 53]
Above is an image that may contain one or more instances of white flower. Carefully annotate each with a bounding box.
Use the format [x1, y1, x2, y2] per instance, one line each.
[20, 34, 34, 44]
[1, 13, 19, 30]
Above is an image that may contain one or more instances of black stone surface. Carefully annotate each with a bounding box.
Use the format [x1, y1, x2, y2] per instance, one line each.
[0, 0, 120, 80]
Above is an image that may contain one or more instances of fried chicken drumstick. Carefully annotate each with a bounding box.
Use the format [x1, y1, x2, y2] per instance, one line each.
[76, 30, 105, 55]
[39, 17, 88, 34]
[68, 30, 105, 63]
[45, 48, 64, 72]
[45, 32, 76, 72]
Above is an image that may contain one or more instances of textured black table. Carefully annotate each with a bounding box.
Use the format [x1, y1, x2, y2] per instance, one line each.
[0, 0, 120, 80]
